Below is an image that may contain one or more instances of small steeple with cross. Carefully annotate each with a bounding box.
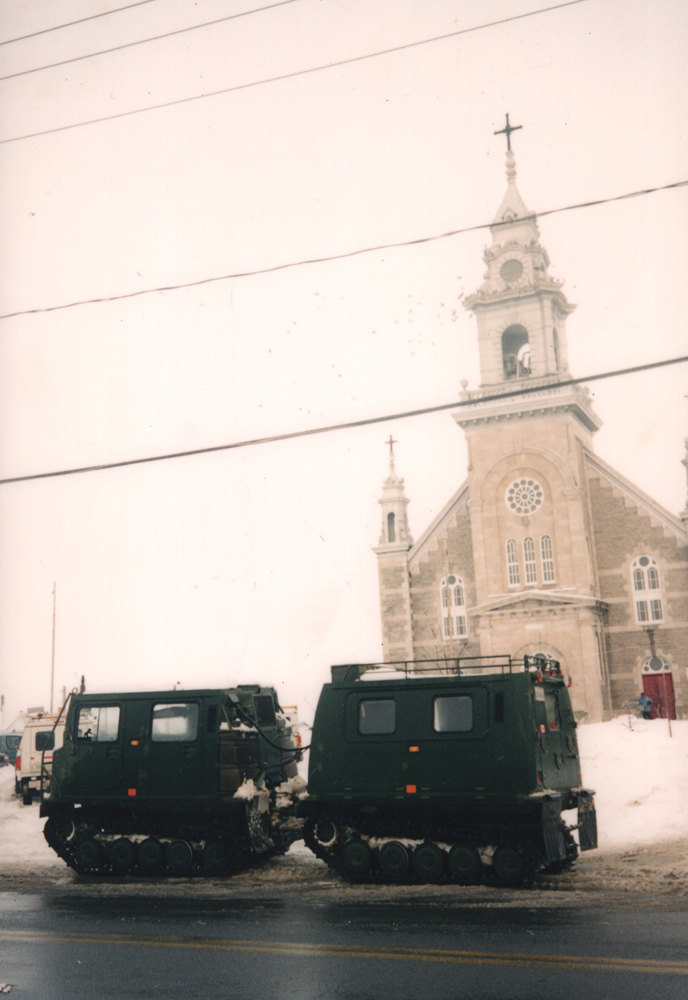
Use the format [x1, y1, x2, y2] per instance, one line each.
[374, 435, 413, 550]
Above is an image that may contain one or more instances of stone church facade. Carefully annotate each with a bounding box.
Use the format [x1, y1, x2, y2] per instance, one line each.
[373, 149, 688, 723]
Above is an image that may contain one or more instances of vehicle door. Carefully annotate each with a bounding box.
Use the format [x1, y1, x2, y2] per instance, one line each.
[71, 703, 123, 793]
[534, 684, 566, 788]
[142, 700, 203, 800]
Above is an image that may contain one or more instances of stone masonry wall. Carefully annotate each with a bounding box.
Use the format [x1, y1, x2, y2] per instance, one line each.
[378, 559, 412, 662]
[587, 469, 688, 719]
[408, 501, 481, 661]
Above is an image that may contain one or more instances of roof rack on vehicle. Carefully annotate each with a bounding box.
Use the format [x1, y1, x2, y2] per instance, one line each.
[330, 654, 562, 684]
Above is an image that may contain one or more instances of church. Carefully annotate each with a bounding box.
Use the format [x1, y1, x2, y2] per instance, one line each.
[373, 128, 688, 724]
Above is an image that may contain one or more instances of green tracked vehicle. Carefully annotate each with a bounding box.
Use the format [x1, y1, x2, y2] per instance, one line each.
[40, 684, 304, 876]
[302, 655, 597, 886]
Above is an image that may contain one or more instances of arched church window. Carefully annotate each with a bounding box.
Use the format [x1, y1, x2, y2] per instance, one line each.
[387, 512, 396, 543]
[506, 539, 520, 586]
[523, 537, 537, 584]
[631, 556, 663, 623]
[440, 575, 468, 640]
[502, 325, 530, 379]
[540, 535, 556, 582]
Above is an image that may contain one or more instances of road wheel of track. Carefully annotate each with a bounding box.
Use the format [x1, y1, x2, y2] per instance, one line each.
[44, 815, 75, 850]
[342, 838, 373, 876]
[448, 843, 481, 884]
[378, 841, 410, 878]
[413, 842, 445, 882]
[314, 819, 337, 847]
[492, 843, 537, 886]
[110, 838, 136, 874]
[74, 837, 102, 871]
[202, 841, 227, 875]
[166, 839, 193, 874]
[138, 837, 165, 873]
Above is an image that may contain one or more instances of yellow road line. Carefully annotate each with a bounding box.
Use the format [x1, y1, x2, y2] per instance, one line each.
[1, 930, 687, 976]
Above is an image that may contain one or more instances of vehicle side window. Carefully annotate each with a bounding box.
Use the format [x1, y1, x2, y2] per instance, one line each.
[253, 695, 276, 727]
[77, 706, 120, 742]
[358, 699, 396, 735]
[544, 692, 561, 731]
[7, 735, 21, 750]
[35, 731, 55, 752]
[433, 695, 473, 732]
[151, 703, 199, 742]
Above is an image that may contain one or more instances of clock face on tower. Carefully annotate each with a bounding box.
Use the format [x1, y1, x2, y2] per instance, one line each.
[505, 478, 543, 515]
[500, 258, 523, 283]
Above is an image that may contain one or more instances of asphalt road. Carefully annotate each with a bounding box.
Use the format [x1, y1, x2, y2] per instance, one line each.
[2, 887, 688, 1000]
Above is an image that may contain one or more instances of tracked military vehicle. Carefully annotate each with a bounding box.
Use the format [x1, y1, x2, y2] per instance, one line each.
[303, 655, 597, 885]
[40, 684, 304, 876]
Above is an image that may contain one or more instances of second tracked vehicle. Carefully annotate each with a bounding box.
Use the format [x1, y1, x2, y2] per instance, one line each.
[302, 655, 597, 885]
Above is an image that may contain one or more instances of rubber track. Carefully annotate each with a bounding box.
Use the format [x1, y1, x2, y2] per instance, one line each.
[303, 815, 545, 886]
[43, 817, 280, 877]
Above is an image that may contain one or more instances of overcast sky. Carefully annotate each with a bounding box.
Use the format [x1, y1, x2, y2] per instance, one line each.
[0, 0, 686, 727]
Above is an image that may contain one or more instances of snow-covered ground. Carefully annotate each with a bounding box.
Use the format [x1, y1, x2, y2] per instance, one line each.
[575, 715, 688, 848]
[1, 717, 686, 895]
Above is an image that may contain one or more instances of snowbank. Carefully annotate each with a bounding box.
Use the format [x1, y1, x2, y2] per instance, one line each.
[576, 716, 688, 848]
[0, 766, 57, 868]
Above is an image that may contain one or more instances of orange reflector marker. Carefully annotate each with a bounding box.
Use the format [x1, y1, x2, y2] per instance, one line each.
[406, 784, 417, 794]
[408, 746, 419, 753]
[539, 724, 546, 733]
[128, 788, 137, 797]
[130, 740, 140, 746]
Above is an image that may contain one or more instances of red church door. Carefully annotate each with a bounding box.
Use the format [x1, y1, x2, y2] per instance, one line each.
[642, 674, 676, 720]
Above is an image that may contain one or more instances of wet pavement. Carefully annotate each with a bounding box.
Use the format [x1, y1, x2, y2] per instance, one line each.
[2, 883, 688, 999]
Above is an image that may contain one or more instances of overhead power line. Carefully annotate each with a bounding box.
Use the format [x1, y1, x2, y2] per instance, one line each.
[0, 1, 161, 45]
[0, 0, 587, 144]
[1, 177, 685, 322]
[0, 0, 301, 81]
[1, 355, 686, 486]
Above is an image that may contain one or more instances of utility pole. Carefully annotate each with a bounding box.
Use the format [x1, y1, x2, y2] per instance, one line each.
[50, 582, 56, 714]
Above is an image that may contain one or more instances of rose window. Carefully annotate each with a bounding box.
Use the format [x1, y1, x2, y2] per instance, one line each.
[505, 478, 544, 515]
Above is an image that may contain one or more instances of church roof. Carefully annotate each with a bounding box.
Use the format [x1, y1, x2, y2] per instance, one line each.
[407, 481, 468, 572]
[405, 447, 686, 580]
[584, 449, 687, 542]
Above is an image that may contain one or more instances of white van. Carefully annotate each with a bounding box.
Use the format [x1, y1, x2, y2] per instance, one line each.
[15, 715, 65, 804]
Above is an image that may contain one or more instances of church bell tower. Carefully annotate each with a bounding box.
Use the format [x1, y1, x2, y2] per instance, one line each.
[467, 143, 574, 388]
[456, 118, 609, 721]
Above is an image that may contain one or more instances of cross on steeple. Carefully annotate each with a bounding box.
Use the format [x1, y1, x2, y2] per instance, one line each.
[494, 113, 523, 152]
[386, 434, 397, 469]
